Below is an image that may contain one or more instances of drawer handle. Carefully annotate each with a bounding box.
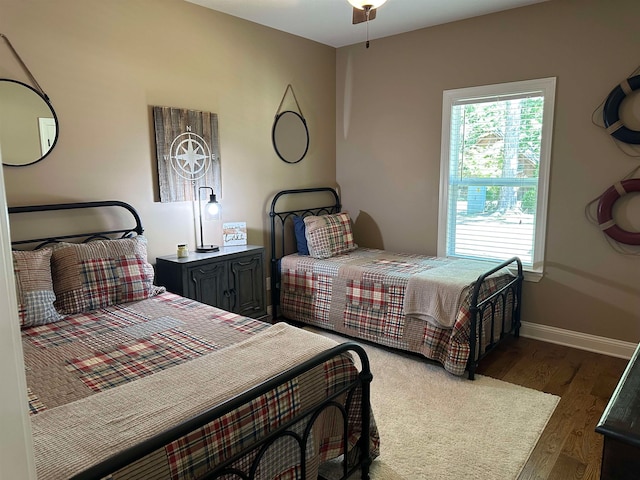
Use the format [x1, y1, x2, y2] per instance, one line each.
[237, 261, 252, 267]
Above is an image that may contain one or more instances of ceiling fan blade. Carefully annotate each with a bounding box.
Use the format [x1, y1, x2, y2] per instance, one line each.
[352, 7, 377, 25]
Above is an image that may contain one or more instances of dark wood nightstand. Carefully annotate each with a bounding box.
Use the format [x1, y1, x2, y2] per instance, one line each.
[155, 245, 267, 319]
[596, 342, 640, 480]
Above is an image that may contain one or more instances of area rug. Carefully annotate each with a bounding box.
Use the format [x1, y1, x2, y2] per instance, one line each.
[315, 331, 560, 480]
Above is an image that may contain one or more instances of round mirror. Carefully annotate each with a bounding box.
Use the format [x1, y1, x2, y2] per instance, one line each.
[0, 79, 59, 167]
[272, 110, 309, 164]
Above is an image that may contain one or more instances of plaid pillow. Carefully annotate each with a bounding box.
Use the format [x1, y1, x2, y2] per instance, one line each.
[13, 249, 64, 327]
[304, 212, 358, 259]
[51, 236, 157, 315]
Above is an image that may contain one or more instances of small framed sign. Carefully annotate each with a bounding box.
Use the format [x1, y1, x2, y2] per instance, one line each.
[223, 222, 247, 246]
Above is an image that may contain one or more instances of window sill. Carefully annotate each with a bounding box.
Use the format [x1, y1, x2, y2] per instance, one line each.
[523, 270, 543, 283]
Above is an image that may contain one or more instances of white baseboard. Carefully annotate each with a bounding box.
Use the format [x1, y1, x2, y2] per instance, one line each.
[519, 321, 636, 360]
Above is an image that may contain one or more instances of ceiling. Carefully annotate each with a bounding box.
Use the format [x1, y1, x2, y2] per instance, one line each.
[186, 0, 549, 48]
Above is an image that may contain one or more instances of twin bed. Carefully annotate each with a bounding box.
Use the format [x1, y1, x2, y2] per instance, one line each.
[10, 201, 376, 480]
[269, 187, 523, 380]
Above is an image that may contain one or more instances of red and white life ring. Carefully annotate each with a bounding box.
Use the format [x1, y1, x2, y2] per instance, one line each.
[597, 178, 640, 245]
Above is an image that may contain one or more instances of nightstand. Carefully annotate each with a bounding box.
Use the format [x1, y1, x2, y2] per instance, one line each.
[155, 245, 267, 319]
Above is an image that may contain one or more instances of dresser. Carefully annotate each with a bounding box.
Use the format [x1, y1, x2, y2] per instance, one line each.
[155, 245, 267, 319]
[596, 342, 640, 480]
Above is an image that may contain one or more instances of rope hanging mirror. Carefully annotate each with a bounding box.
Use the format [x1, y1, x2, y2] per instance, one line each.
[272, 84, 309, 164]
[0, 33, 59, 167]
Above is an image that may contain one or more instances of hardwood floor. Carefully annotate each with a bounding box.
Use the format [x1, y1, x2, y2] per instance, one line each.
[475, 336, 629, 480]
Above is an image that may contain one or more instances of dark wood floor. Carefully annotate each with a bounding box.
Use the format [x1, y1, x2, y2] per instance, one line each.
[475, 336, 629, 480]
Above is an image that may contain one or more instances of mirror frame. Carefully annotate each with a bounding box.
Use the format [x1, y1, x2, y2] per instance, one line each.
[272, 110, 309, 164]
[0, 78, 59, 167]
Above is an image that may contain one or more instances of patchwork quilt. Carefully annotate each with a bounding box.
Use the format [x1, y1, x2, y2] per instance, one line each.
[23, 292, 379, 479]
[280, 248, 517, 376]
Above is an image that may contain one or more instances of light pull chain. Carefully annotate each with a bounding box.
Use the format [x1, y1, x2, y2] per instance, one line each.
[365, 7, 371, 48]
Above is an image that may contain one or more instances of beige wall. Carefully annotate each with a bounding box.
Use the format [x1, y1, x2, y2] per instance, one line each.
[2, 0, 638, 343]
[1, 0, 336, 266]
[337, 0, 640, 342]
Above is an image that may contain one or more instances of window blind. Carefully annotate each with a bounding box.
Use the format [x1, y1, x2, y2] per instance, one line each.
[446, 94, 545, 265]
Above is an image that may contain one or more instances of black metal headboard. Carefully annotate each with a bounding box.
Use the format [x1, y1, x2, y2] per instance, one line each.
[8, 200, 144, 249]
[268, 187, 341, 319]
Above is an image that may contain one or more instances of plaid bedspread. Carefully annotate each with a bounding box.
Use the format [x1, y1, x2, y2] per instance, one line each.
[23, 292, 379, 479]
[280, 248, 516, 376]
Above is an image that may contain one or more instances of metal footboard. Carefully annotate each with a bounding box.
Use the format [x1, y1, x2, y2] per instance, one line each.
[72, 342, 374, 480]
[466, 256, 523, 380]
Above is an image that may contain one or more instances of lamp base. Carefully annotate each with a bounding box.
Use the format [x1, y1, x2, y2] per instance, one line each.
[196, 244, 220, 253]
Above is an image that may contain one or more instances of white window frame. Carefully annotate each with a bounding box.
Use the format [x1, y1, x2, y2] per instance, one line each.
[437, 77, 556, 280]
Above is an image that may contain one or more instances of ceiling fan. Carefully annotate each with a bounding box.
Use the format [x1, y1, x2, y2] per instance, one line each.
[348, 0, 388, 48]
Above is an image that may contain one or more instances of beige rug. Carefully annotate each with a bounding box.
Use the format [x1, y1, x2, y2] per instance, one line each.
[316, 331, 559, 480]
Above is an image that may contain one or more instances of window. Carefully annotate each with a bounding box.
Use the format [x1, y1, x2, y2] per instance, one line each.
[438, 78, 556, 276]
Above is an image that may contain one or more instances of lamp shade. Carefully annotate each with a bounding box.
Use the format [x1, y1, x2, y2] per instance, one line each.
[204, 194, 220, 219]
[348, 0, 387, 10]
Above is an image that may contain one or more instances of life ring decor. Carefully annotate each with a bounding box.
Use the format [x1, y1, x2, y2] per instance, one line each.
[603, 75, 640, 145]
[597, 178, 640, 245]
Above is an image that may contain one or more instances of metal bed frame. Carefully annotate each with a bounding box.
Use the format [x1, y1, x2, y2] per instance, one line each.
[269, 187, 523, 380]
[9, 200, 374, 480]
